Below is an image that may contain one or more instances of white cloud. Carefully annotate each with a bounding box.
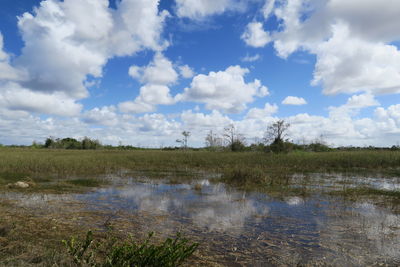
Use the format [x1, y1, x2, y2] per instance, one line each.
[123, 53, 177, 113]
[181, 110, 232, 128]
[179, 65, 195, 79]
[246, 103, 278, 119]
[241, 54, 261, 62]
[328, 94, 379, 122]
[271, 0, 400, 96]
[241, 22, 271, 48]
[0, 33, 24, 81]
[345, 93, 379, 109]
[118, 100, 155, 114]
[374, 105, 400, 132]
[175, 0, 248, 20]
[312, 23, 400, 95]
[138, 113, 180, 134]
[262, 0, 275, 19]
[136, 84, 175, 105]
[0, 82, 82, 117]
[128, 53, 178, 85]
[119, 84, 175, 113]
[114, 0, 170, 53]
[282, 96, 307, 105]
[82, 106, 119, 126]
[176, 65, 269, 113]
[0, 33, 7, 61]
[0, 0, 169, 116]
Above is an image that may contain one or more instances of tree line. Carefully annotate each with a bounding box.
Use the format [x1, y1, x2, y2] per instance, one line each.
[173, 120, 332, 153]
[176, 120, 400, 153]
[1, 120, 399, 152]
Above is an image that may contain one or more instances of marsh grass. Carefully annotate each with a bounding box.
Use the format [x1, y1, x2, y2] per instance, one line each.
[1, 148, 399, 177]
[1, 148, 399, 197]
[63, 230, 198, 267]
[67, 178, 104, 187]
[330, 187, 400, 198]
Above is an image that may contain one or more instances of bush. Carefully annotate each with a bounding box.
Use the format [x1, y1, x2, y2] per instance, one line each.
[230, 140, 246, 152]
[268, 138, 293, 154]
[43, 137, 102, 150]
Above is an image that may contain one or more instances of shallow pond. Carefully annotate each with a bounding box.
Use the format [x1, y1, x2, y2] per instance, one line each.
[76, 177, 400, 266]
[2, 175, 400, 266]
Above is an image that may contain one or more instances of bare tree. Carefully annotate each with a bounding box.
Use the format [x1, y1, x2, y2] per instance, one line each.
[205, 130, 223, 149]
[264, 120, 291, 153]
[176, 131, 191, 149]
[264, 120, 290, 144]
[223, 124, 246, 151]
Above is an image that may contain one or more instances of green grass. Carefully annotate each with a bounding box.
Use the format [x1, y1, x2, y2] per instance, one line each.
[63, 231, 198, 267]
[66, 178, 104, 187]
[0, 148, 399, 178]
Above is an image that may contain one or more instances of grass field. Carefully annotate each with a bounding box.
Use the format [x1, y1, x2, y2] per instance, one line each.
[1, 148, 400, 177]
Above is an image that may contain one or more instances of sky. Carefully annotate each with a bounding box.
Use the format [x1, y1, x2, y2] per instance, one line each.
[0, 0, 400, 147]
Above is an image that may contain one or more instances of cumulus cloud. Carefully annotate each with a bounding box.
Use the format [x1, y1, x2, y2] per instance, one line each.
[181, 110, 232, 128]
[179, 65, 195, 78]
[345, 93, 379, 109]
[270, 0, 400, 96]
[138, 113, 180, 134]
[121, 53, 177, 113]
[246, 103, 278, 119]
[282, 96, 307, 105]
[128, 53, 178, 85]
[82, 106, 119, 126]
[0, 82, 82, 116]
[0, 0, 169, 116]
[241, 22, 271, 48]
[0, 33, 24, 81]
[312, 23, 400, 95]
[176, 65, 269, 113]
[119, 84, 175, 113]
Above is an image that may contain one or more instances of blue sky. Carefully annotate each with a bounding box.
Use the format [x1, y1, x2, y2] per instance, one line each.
[0, 0, 399, 147]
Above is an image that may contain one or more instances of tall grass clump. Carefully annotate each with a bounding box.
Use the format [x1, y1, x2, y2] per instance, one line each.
[221, 166, 291, 188]
[63, 231, 198, 267]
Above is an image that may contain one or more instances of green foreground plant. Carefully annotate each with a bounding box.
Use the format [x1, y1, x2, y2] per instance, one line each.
[63, 231, 198, 267]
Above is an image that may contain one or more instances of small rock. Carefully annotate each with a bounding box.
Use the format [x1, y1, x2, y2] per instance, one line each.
[7, 181, 30, 188]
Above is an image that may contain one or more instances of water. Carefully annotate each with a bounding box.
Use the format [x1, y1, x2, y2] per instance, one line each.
[292, 173, 400, 192]
[2, 175, 400, 265]
[74, 177, 400, 266]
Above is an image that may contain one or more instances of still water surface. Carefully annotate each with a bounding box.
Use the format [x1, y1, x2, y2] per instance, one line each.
[75, 177, 400, 266]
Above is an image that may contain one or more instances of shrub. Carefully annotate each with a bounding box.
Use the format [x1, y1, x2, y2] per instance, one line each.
[268, 139, 293, 154]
